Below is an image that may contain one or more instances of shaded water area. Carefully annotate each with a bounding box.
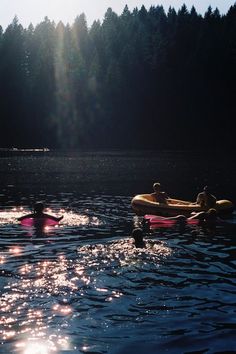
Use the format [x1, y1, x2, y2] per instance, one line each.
[0, 150, 236, 354]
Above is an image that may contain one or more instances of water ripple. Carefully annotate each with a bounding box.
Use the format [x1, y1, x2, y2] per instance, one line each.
[0, 189, 236, 353]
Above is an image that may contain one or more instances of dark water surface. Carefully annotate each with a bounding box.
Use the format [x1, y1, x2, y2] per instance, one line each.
[0, 150, 236, 354]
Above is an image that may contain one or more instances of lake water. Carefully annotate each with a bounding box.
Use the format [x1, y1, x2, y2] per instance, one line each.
[0, 150, 236, 354]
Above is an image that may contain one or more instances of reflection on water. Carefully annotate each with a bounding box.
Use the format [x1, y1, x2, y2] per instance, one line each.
[0, 152, 236, 353]
[0, 226, 171, 354]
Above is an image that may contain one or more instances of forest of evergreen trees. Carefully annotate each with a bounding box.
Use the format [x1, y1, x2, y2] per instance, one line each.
[0, 4, 236, 149]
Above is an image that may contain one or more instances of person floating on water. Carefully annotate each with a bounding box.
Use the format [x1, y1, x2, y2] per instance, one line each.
[152, 182, 169, 204]
[158, 208, 218, 224]
[177, 208, 219, 228]
[145, 208, 232, 230]
[131, 228, 146, 248]
[18, 202, 64, 223]
[195, 186, 217, 209]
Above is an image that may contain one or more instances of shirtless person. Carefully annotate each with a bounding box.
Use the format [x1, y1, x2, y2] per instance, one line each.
[18, 202, 63, 222]
[151, 182, 169, 204]
[145, 208, 219, 228]
[196, 186, 216, 209]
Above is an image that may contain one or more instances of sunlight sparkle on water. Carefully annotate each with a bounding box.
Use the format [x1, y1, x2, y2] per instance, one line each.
[0, 234, 173, 353]
[9, 246, 22, 255]
[16, 334, 70, 353]
[22, 340, 55, 354]
[52, 304, 73, 315]
[82, 345, 90, 352]
[2, 330, 16, 340]
[62, 211, 101, 226]
[20, 264, 32, 275]
[0, 254, 5, 264]
[96, 287, 108, 292]
[0, 209, 26, 224]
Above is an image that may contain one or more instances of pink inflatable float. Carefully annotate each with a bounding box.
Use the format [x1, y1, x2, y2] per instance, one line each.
[144, 214, 199, 227]
[20, 217, 59, 227]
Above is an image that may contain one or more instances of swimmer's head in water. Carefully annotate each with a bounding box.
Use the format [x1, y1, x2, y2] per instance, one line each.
[132, 228, 143, 241]
[176, 215, 187, 224]
[132, 228, 145, 248]
[207, 208, 217, 214]
[34, 202, 44, 214]
[206, 208, 217, 219]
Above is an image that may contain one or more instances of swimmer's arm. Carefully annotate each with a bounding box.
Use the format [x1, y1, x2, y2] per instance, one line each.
[188, 211, 205, 220]
[43, 213, 64, 221]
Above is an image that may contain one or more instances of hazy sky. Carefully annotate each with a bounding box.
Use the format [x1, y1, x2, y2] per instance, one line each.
[1, 0, 235, 29]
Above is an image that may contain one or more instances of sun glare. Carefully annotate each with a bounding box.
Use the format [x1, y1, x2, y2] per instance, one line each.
[23, 341, 49, 354]
[15, 333, 71, 353]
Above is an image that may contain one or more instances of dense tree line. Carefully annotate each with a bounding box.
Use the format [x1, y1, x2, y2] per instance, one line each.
[0, 4, 236, 149]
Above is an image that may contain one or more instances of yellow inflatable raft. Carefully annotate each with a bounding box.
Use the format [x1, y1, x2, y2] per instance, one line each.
[131, 194, 234, 217]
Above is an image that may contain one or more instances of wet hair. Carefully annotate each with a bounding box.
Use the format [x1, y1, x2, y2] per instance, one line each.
[176, 215, 187, 224]
[34, 202, 44, 214]
[207, 208, 217, 214]
[132, 228, 143, 241]
[206, 208, 217, 219]
[131, 228, 145, 248]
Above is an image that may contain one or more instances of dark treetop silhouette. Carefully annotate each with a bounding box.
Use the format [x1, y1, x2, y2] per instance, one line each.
[0, 4, 236, 149]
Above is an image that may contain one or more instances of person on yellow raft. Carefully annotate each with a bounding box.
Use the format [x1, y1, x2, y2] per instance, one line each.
[151, 182, 169, 203]
[18, 202, 63, 223]
[195, 186, 217, 209]
[152, 183, 217, 207]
